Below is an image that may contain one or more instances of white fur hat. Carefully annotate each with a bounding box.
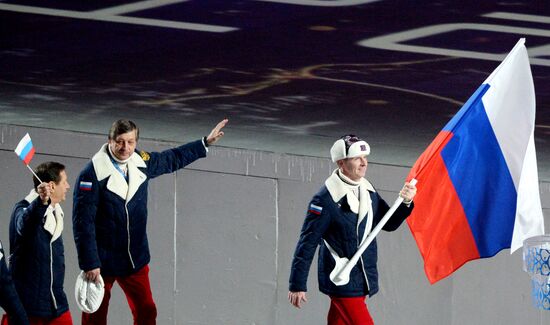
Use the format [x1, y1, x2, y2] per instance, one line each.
[75, 271, 105, 314]
[330, 135, 370, 162]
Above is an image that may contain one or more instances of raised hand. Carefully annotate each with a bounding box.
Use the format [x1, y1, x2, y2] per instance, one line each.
[206, 119, 228, 146]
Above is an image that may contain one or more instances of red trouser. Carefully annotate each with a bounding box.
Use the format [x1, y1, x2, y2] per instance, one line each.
[2, 311, 73, 325]
[82, 265, 157, 325]
[327, 296, 374, 325]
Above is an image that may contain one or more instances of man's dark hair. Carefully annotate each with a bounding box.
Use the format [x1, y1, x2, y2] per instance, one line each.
[33, 161, 65, 189]
[108, 119, 139, 141]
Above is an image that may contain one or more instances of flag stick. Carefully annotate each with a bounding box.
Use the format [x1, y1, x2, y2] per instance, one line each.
[26, 165, 43, 183]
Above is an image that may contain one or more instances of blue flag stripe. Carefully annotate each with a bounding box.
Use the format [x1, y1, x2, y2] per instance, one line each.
[442, 84, 517, 257]
[19, 141, 33, 159]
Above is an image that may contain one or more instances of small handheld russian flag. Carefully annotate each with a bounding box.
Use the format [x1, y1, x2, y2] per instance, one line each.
[14, 133, 35, 165]
[14, 133, 42, 182]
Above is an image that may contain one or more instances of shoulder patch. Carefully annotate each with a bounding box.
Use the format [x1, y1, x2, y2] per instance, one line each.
[308, 203, 323, 215]
[79, 181, 92, 191]
[140, 150, 150, 161]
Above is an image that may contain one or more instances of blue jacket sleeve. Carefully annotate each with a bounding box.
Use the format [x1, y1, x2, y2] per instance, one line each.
[72, 165, 102, 271]
[145, 139, 207, 179]
[0, 243, 29, 325]
[374, 192, 414, 231]
[12, 198, 48, 239]
[289, 197, 331, 292]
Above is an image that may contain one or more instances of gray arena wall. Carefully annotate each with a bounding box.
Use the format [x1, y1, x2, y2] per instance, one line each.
[0, 124, 549, 324]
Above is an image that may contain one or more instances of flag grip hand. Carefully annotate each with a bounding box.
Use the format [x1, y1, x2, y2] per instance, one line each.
[329, 179, 417, 286]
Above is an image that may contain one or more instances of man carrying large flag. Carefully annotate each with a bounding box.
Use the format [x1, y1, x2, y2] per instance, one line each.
[288, 134, 417, 324]
[407, 38, 545, 284]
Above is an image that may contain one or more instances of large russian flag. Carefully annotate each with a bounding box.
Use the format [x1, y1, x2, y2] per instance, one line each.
[407, 39, 545, 284]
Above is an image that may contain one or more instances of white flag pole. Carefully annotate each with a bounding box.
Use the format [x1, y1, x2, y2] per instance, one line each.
[26, 164, 43, 183]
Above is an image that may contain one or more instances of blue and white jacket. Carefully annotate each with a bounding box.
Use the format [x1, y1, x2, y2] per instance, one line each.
[289, 170, 413, 297]
[73, 140, 206, 276]
[9, 191, 69, 318]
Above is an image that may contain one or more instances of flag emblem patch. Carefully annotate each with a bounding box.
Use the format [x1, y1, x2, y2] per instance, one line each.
[79, 181, 92, 191]
[308, 204, 323, 215]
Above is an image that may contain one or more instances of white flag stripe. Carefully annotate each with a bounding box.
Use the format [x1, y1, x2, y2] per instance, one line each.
[483, 39, 535, 190]
[14, 133, 32, 156]
[482, 39, 544, 252]
[511, 133, 544, 252]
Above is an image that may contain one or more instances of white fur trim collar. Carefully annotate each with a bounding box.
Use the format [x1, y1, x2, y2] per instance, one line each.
[325, 169, 375, 238]
[92, 144, 147, 202]
[44, 204, 64, 242]
[325, 169, 375, 203]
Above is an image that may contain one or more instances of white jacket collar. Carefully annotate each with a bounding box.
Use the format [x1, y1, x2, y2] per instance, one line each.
[45, 204, 64, 242]
[325, 169, 375, 236]
[92, 144, 147, 202]
[325, 169, 375, 203]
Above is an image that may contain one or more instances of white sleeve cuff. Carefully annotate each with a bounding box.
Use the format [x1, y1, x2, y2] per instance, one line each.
[201, 137, 209, 153]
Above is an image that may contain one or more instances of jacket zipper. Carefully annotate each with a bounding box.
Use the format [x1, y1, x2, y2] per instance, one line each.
[357, 216, 370, 292]
[49, 242, 58, 310]
[126, 203, 135, 269]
